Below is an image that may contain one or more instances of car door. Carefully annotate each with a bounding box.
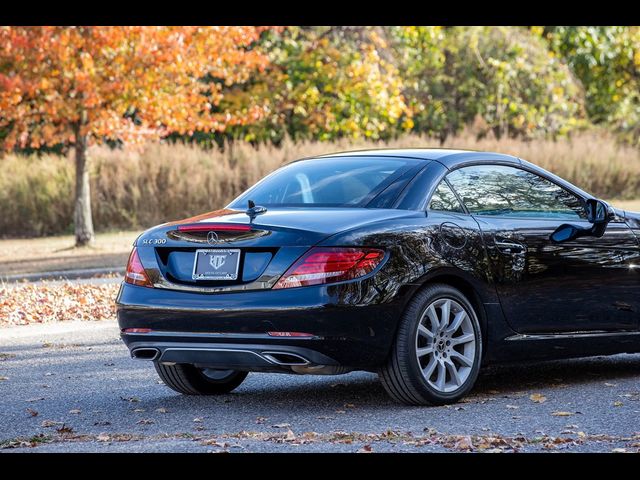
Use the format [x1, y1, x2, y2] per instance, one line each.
[445, 164, 640, 334]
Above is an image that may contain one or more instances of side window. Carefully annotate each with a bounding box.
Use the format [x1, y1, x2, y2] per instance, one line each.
[446, 165, 586, 220]
[428, 181, 465, 213]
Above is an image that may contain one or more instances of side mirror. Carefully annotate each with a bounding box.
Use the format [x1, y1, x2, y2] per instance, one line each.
[585, 199, 614, 237]
[551, 199, 614, 243]
[550, 224, 586, 243]
[585, 199, 611, 224]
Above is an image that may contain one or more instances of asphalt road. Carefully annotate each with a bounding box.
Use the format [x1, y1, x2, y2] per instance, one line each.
[1, 321, 640, 453]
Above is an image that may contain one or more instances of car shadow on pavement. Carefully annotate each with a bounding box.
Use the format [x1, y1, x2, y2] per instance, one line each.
[137, 354, 640, 411]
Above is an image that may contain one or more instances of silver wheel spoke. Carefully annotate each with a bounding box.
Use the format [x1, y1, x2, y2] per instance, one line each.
[445, 359, 462, 386]
[423, 357, 437, 378]
[418, 324, 434, 339]
[435, 362, 447, 390]
[446, 311, 466, 334]
[416, 346, 434, 357]
[450, 350, 473, 368]
[450, 333, 474, 346]
[426, 305, 439, 331]
[439, 300, 451, 330]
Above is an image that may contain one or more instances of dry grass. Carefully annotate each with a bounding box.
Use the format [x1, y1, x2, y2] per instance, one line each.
[607, 199, 640, 212]
[1, 131, 639, 238]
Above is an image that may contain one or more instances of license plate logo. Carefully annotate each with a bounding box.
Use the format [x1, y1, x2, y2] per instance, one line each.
[209, 254, 226, 270]
[192, 249, 240, 281]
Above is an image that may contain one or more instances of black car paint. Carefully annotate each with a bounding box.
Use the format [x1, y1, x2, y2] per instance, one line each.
[117, 149, 640, 372]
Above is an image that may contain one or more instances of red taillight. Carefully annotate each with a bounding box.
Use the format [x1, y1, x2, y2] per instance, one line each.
[124, 247, 153, 288]
[177, 223, 251, 232]
[273, 247, 385, 290]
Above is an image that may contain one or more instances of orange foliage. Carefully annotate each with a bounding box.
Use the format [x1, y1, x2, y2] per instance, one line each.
[0, 26, 279, 149]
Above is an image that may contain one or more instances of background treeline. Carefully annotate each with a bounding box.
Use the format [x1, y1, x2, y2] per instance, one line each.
[9, 26, 640, 151]
[2, 26, 640, 237]
[200, 26, 640, 146]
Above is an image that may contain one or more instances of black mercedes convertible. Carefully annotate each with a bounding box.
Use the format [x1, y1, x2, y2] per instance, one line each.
[116, 148, 640, 405]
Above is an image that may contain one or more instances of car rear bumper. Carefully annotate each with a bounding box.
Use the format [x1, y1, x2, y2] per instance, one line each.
[116, 281, 408, 370]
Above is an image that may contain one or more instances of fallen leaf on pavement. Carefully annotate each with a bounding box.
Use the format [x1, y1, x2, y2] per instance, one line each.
[41, 420, 62, 428]
[272, 423, 291, 428]
[26, 408, 38, 417]
[453, 435, 475, 451]
[614, 401, 624, 407]
[155, 408, 168, 413]
[551, 411, 574, 417]
[612, 448, 627, 453]
[357, 444, 373, 453]
[69, 409, 81, 414]
[285, 430, 296, 441]
[133, 408, 146, 413]
[56, 424, 74, 434]
[136, 419, 154, 425]
[0, 376, 8, 381]
[26, 397, 45, 403]
[201, 439, 227, 448]
[529, 393, 547, 403]
[193, 417, 203, 423]
[96, 434, 110, 442]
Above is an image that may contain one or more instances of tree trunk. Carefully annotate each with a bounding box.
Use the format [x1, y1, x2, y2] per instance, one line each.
[74, 128, 94, 247]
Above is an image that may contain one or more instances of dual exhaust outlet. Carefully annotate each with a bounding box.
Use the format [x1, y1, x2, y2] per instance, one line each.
[130, 347, 310, 366]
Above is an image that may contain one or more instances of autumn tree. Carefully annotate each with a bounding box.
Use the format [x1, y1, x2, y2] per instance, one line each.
[391, 26, 585, 141]
[0, 26, 274, 245]
[219, 26, 412, 143]
[541, 26, 640, 145]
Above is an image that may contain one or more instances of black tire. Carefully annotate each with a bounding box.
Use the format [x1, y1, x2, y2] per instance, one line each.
[154, 363, 248, 395]
[379, 284, 482, 406]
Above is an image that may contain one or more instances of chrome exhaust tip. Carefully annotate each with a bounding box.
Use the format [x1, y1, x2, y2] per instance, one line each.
[261, 351, 310, 366]
[131, 348, 160, 361]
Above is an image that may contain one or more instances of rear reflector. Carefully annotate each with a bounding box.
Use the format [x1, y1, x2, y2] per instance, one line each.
[124, 247, 153, 288]
[273, 247, 385, 289]
[177, 223, 251, 232]
[122, 328, 153, 334]
[267, 332, 315, 337]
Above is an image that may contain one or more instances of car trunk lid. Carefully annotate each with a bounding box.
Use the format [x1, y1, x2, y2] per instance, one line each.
[136, 207, 416, 291]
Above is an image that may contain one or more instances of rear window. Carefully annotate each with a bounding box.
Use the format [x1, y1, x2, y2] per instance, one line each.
[228, 157, 420, 208]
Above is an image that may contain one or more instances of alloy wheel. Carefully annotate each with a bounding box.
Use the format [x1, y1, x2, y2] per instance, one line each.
[415, 298, 476, 393]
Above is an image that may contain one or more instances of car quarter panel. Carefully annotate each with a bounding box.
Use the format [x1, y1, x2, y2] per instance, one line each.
[319, 211, 500, 306]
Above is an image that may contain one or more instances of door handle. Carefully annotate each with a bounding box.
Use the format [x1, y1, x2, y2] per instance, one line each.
[494, 240, 525, 254]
